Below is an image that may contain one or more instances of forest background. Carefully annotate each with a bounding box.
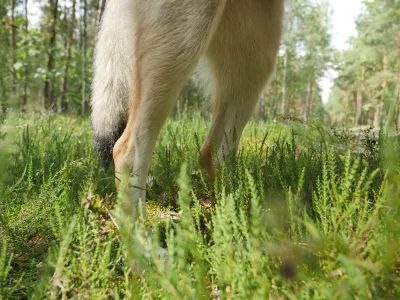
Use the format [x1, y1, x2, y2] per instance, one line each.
[0, 0, 399, 129]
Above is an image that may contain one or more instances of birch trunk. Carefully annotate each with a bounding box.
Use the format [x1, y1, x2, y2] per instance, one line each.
[9, 0, 16, 95]
[303, 75, 313, 122]
[81, 0, 87, 114]
[22, 0, 29, 111]
[59, 0, 76, 112]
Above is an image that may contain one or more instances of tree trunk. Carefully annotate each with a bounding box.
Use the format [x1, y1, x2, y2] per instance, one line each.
[397, 43, 400, 127]
[176, 96, 181, 119]
[0, 77, 7, 112]
[44, 0, 59, 110]
[396, 67, 400, 128]
[81, 0, 87, 114]
[100, 0, 106, 23]
[296, 95, 302, 114]
[95, 0, 106, 31]
[354, 66, 365, 126]
[93, 0, 103, 46]
[22, 0, 29, 112]
[381, 55, 388, 130]
[281, 44, 288, 115]
[287, 90, 292, 115]
[259, 91, 265, 121]
[344, 92, 349, 124]
[269, 88, 278, 120]
[94, 0, 101, 30]
[185, 89, 189, 113]
[304, 75, 313, 122]
[9, 0, 16, 96]
[386, 59, 400, 131]
[373, 102, 382, 129]
[59, 0, 76, 112]
[352, 90, 357, 124]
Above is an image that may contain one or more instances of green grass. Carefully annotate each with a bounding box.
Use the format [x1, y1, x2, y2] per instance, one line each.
[0, 113, 399, 299]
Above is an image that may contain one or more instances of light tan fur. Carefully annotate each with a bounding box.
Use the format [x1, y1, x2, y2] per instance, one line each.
[91, 0, 284, 220]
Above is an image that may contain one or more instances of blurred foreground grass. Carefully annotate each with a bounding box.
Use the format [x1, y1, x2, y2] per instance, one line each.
[0, 113, 399, 299]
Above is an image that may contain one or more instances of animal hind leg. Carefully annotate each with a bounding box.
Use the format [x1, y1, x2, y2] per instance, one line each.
[113, 0, 227, 221]
[199, 0, 284, 178]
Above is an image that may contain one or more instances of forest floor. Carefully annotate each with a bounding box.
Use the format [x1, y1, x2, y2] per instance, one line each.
[0, 113, 399, 299]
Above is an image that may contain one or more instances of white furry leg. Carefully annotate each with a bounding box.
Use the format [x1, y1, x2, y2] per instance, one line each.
[113, 0, 227, 221]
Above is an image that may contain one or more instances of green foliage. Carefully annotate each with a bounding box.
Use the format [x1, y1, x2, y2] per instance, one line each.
[0, 0, 336, 121]
[263, 0, 333, 121]
[327, 0, 400, 128]
[0, 241, 18, 299]
[0, 113, 399, 299]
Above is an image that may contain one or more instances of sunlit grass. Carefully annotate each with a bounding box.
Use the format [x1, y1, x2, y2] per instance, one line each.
[0, 113, 399, 299]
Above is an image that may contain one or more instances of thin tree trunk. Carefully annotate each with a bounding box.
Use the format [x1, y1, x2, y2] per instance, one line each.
[396, 67, 400, 128]
[93, 0, 101, 46]
[0, 77, 6, 112]
[397, 43, 400, 127]
[100, 0, 106, 23]
[176, 96, 181, 119]
[261, 91, 265, 121]
[79, 5, 83, 50]
[94, 0, 100, 30]
[352, 90, 357, 120]
[95, 0, 106, 32]
[287, 90, 292, 115]
[259, 91, 265, 121]
[81, 0, 87, 114]
[185, 90, 189, 113]
[304, 74, 313, 122]
[59, 0, 76, 112]
[354, 66, 365, 126]
[386, 59, 400, 131]
[9, 0, 16, 95]
[381, 55, 388, 130]
[344, 92, 349, 124]
[269, 88, 277, 120]
[296, 95, 302, 114]
[44, 0, 59, 110]
[281, 44, 288, 115]
[373, 102, 382, 128]
[22, 0, 29, 112]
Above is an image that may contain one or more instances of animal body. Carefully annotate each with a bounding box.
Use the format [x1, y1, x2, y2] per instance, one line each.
[91, 0, 284, 220]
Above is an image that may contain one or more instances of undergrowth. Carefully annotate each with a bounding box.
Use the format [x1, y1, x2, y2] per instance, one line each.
[0, 113, 399, 299]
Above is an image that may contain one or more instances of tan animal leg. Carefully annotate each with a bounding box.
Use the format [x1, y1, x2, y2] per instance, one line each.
[199, 0, 284, 177]
[113, 0, 227, 221]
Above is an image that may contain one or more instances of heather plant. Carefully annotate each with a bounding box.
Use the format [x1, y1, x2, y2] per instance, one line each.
[0, 113, 398, 299]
